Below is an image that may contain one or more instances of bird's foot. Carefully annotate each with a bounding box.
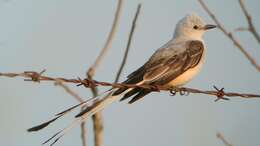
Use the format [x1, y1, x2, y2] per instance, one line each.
[170, 86, 189, 96]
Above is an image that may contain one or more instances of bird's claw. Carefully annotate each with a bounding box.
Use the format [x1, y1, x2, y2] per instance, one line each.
[170, 87, 189, 96]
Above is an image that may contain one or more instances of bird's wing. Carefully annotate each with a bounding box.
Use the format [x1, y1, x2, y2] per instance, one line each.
[113, 40, 204, 103]
[143, 40, 204, 85]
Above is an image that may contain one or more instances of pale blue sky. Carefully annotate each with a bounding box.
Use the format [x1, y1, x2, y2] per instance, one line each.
[0, 0, 260, 146]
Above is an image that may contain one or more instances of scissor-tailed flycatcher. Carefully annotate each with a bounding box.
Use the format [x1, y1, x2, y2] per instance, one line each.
[28, 13, 216, 145]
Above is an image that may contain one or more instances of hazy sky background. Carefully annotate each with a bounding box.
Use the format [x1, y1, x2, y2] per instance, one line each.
[0, 0, 260, 146]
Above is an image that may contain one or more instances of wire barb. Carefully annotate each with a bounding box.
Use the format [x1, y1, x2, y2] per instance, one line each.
[213, 86, 230, 102]
[1, 71, 260, 101]
[24, 69, 46, 82]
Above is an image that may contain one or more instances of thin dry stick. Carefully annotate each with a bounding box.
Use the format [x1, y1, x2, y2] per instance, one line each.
[86, 1, 124, 146]
[90, 4, 141, 145]
[1, 71, 260, 101]
[54, 79, 84, 103]
[114, 4, 141, 83]
[80, 122, 87, 146]
[87, 0, 124, 77]
[238, 0, 260, 43]
[88, 84, 103, 146]
[91, 110, 102, 146]
[198, 0, 260, 71]
[216, 133, 233, 146]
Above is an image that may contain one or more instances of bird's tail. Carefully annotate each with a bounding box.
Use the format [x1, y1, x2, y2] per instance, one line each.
[28, 88, 125, 146]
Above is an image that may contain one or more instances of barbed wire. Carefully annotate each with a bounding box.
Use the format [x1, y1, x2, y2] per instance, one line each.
[1, 70, 260, 102]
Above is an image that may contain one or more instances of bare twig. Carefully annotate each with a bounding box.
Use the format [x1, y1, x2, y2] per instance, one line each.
[234, 27, 248, 32]
[216, 132, 233, 146]
[115, 4, 141, 83]
[87, 0, 124, 77]
[114, 4, 141, 83]
[54, 79, 84, 103]
[85, 7, 143, 144]
[238, 0, 260, 43]
[86, 1, 124, 146]
[86, 69, 103, 146]
[1, 71, 260, 101]
[56, 80, 88, 146]
[90, 4, 141, 145]
[80, 122, 87, 146]
[87, 74, 103, 146]
[198, 0, 260, 71]
[91, 112, 103, 146]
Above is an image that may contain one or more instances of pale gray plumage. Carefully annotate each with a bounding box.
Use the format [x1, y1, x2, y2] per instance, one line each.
[28, 13, 216, 146]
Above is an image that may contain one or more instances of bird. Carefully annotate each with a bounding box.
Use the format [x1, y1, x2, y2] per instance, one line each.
[27, 13, 216, 145]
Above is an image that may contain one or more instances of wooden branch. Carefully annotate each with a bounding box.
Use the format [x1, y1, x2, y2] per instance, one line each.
[54, 81, 88, 145]
[114, 4, 141, 83]
[216, 133, 233, 146]
[53, 79, 87, 146]
[89, 4, 141, 145]
[238, 0, 260, 43]
[86, 1, 124, 146]
[54, 79, 84, 103]
[198, 0, 260, 71]
[87, 0, 124, 77]
[87, 75, 103, 146]
[91, 112, 103, 146]
[80, 122, 87, 146]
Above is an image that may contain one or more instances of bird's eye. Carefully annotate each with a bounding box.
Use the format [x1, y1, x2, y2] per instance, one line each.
[193, 25, 199, 30]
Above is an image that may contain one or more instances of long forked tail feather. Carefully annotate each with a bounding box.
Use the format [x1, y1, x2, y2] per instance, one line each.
[42, 118, 81, 146]
[30, 81, 143, 145]
[27, 89, 111, 132]
[41, 90, 124, 145]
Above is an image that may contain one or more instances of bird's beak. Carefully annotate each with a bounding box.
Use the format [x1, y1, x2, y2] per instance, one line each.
[203, 24, 217, 30]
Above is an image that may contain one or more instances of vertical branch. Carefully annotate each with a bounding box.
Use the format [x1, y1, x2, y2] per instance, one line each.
[91, 4, 142, 145]
[88, 0, 124, 77]
[80, 122, 87, 146]
[53, 79, 87, 146]
[198, 0, 260, 71]
[91, 112, 103, 146]
[114, 4, 142, 83]
[216, 133, 233, 146]
[86, 1, 124, 146]
[238, 0, 260, 43]
[87, 78, 103, 146]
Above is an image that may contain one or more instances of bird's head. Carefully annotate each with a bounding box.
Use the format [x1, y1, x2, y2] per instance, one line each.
[173, 13, 216, 40]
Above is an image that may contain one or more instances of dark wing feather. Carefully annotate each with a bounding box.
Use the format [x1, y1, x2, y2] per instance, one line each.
[144, 40, 204, 85]
[114, 40, 204, 102]
[120, 88, 141, 101]
[128, 89, 150, 104]
[112, 65, 146, 96]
